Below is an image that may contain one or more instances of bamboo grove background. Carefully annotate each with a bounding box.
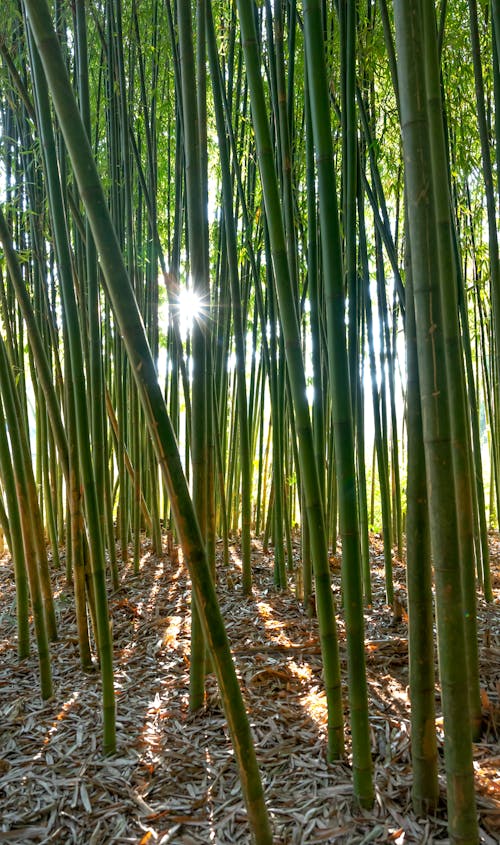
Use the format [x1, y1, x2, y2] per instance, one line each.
[0, 1, 499, 842]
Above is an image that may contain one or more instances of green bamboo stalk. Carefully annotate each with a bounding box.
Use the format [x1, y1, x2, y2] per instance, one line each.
[0, 494, 11, 556]
[74, 0, 110, 575]
[468, 0, 500, 438]
[0, 295, 58, 645]
[197, 0, 217, 587]
[273, 0, 299, 311]
[373, 230, 394, 605]
[236, 0, 343, 763]
[25, 22, 115, 753]
[207, 0, 252, 593]
[23, 3, 272, 838]
[0, 208, 68, 482]
[404, 232, 439, 815]
[421, 0, 482, 740]
[304, 71, 325, 509]
[0, 390, 30, 659]
[303, 68, 325, 606]
[267, 264, 287, 590]
[303, 0, 373, 804]
[394, 2, 478, 839]
[176, 0, 209, 710]
[458, 262, 492, 599]
[0, 339, 52, 697]
[65, 352, 93, 670]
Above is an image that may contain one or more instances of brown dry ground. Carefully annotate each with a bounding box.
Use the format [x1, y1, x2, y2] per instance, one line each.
[0, 533, 499, 844]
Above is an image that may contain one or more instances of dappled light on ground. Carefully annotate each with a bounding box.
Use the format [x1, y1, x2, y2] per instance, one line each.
[0, 534, 499, 842]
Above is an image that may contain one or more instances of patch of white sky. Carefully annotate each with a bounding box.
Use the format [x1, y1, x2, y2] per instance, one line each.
[158, 258, 406, 462]
[301, 277, 407, 455]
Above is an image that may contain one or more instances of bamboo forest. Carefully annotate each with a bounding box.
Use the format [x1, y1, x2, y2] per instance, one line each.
[1, 0, 500, 843]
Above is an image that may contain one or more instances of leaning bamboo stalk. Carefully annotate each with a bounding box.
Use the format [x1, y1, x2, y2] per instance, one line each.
[0, 337, 53, 698]
[23, 3, 272, 840]
[0, 392, 30, 660]
[0, 208, 69, 482]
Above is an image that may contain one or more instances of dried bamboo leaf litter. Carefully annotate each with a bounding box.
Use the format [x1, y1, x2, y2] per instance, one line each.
[0, 535, 499, 844]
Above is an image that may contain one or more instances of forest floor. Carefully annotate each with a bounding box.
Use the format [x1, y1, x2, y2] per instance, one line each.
[0, 534, 499, 844]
